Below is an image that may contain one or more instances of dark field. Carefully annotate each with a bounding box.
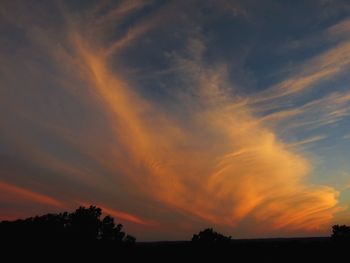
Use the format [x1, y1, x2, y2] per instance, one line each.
[2, 237, 348, 262]
[2, 206, 348, 261]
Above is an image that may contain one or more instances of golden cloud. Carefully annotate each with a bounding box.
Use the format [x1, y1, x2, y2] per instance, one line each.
[63, 24, 340, 234]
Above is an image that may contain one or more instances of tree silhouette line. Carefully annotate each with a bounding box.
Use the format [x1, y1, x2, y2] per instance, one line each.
[192, 228, 232, 245]
[0, 205, 135, 244]
[331, 224, 350, 241]
[1, 205, 350, 245]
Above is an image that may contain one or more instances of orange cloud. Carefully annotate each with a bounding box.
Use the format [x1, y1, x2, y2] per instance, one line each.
[77, 201, 154, 226]
[0, 181, 65, 209]
[100, 206, 155, 226]
[60, 25, 340, 235]
[328, 18, 350, 37]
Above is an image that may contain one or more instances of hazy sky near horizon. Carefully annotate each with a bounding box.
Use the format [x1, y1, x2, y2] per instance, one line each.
[1, 0, 350, 240]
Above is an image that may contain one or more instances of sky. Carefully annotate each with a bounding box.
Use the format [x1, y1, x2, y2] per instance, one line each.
[1, 0, 350, 241]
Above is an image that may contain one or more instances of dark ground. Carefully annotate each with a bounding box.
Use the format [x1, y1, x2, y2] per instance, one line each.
[1, 207, 347, 261]
[2, 237, 348, 262]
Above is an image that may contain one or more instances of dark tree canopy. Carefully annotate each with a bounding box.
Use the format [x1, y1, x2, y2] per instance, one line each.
[332, 225, 350, 241]
[192, 228, 232, 245]
[70, 206, 102, 241]
[0, 205, 135, 244]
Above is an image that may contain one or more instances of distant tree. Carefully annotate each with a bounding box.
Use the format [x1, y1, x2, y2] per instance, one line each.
[100, 216, 128, 242]
[0, 205, 136, 244]
[192, 228, 232, 245]
[101, 215, 116, 241]
[332, 225, 350, 241]
[114, 223, 126, 242]
[69, 206, 102, 241]
[124, 234, 136, 244]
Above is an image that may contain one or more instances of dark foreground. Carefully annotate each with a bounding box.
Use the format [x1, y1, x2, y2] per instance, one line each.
[3, 237, 349, 262]
[2, 207, 348, 261]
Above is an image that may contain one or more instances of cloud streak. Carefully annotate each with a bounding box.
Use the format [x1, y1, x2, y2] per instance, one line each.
[250, 17, 350, 108]
[252, 41, 350, 104]
[0, 181, 65, 210]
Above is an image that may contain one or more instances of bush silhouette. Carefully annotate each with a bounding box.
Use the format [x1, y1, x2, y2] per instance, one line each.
[192, 228, 231, 245]
[70, 206, 102, 241]
[124, 234, 137, 244]
[0, 205, 135, 244]
[332, 225, 350, 241]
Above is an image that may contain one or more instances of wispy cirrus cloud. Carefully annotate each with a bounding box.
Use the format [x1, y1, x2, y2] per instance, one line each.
[0, 181, 65, 209]
[63, 15, 340, 236]
[258, 90, 350, 133]
[343, 134, 350, 140]
[328, 18, 350, 37]
[252, 41, 350, 104]
[248, 16, 350, 113]
[287, 135, 328, 149]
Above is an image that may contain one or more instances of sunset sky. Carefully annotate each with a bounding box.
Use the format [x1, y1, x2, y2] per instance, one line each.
[1, 0, 350, 240]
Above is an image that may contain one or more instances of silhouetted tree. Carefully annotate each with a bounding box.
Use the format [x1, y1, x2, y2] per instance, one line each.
[70, 206, 102, 241]
[0, 205, 136, 244]
[332, 225, 350, 241]
[101, 215, 116, 241]
[100, 216, 129, 242]
[124, 234, 136, 244]
[192, 228, 232, 245]
[114, 223, 126, 242]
